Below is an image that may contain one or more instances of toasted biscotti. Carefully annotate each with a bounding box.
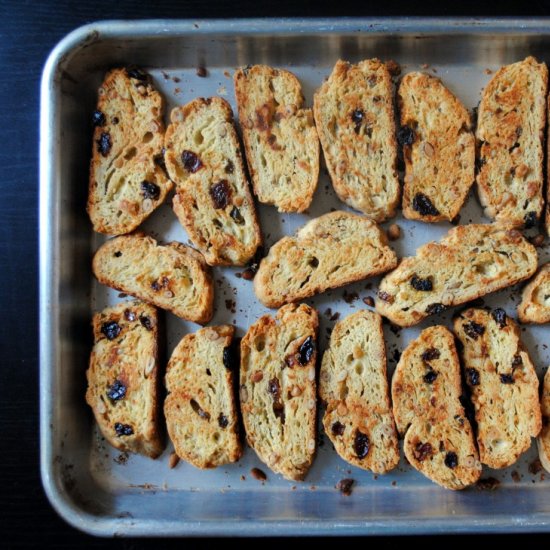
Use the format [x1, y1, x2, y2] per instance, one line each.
[234, 65, 319, 212]
[319, 310, 399, 474]
[164, 97, 261, 266]
[547, 94, 550, 236]
[454, 308, 541, 469]
[87, 68, 173, 235]
[92, 233, 214, 323]
[254, 211, 397, 308]
[398, 72, 475, 222]
[476, 57, 548, 228]
[85, 300, 164, 458]
[313, 59, 400, 222]
[164, 325, 242, 469]
[376, 223, 538, 327]
[240, 303, 319, 481]
[392, 325, 481, 490]
[518, 263, 550, 324]
[537, 368, 550, 473]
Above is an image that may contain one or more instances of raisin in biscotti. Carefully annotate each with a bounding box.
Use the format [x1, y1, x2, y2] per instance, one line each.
[85, 301, 164, 458]
[92, 233, 214, 323]
[254, 211, 397, 308]
[537, 368, 550, 473]
[87, 68, 173, 235]
[392, 326, 481, 490]
[454, 308, 541, 469]
[319, 310, 399, 474]
[234, 65, 319, 213]
[240, 304, 318, 481]
[376, 223, 537, 327]
[313, 59, 400, 222]
[164, 97, 261, 266]
[398, 72, 475, 222]
[518, 262, 550, 324]
[164, 325, 242, 469]
[476, 57, 548, 228]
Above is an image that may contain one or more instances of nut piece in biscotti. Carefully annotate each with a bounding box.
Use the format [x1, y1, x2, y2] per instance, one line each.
[476, 57, 548, 228]
[454, 308, 541, 469]
[398, 72, 475, 223]
[87, 68, 173, 235]
[240, 303, 319, 481]
[319, 310, 399, 474]
[518, 263, 550, 324]
[85, 300, 164, 458]
[254, 211, 397, 308]
[392, 325, 481, 490]
[376, 223, 538, 327]
[164, 97, 261, 266]
[313, 59, 400, 222]
[92, 233, 214, 323]
[537, 368, 550, 473]
[234, 65, 319, 213]
[164, 325, 242, 469]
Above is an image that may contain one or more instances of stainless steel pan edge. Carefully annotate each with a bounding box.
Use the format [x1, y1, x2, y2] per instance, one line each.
[40, 18, 550, 536]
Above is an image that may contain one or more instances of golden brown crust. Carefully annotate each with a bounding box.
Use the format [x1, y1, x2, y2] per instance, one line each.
[537, 368, 550, 473]
[234, 65, 319, 213]
[92, 233, 214, 323]
[476, 57, 548, 227]
[398, 72, 475, 222]
[85, 301, 164, 458]
[87, 68, 173, 235]
[164, 97, 261, 266]
[313, 59, 400, 222]
[518, 263, 550, 324]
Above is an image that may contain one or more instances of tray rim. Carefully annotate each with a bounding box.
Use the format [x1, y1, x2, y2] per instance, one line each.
[40, 16, 550, 537]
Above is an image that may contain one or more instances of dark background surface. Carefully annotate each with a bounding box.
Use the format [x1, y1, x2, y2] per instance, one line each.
[3, 0, 550, 547]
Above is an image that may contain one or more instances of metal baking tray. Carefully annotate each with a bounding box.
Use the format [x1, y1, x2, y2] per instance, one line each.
[40, 18, 550, 536]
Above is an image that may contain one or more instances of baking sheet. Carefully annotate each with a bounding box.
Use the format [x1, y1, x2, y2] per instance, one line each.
[41, 19, 550, 536]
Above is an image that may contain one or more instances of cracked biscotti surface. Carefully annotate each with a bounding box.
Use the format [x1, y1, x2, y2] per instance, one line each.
[537, 368, 550, 473]
[87, 68, 173, 235]
[86, 300, 164, 458]
[454, 307, 541, 469]
[164, 325, 242, 469]
[392, 325, 481, 490]
[376, 223, 538, 327]
[254, 211, 397, 308]
[164, 97, 261, 266]
[92, 233, 214, 323]
[234, 65, 319, 213]
[518, 263, 550, 324]
[240, 303, 319, 481]
[476, 56, 548, 228]
[319, 310, 399, 474]
[398, 72, 475, 222]
[313, 59, 400, 222]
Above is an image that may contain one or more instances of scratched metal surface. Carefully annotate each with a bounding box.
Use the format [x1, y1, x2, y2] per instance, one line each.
[40, 18, 550, 536]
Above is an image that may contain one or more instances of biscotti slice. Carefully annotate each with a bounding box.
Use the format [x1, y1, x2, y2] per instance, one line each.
[234, 65, 319, 213]
[537, 368, 550, 473]
[454, 307, 541, 469]
[92, 233, 214, 323]
[518, 263, 550, 324]
[376, 223, 538, 327]
[476, 57, 548, 228]
[87, 67, 173, 235]
[403, 414, 481, 490]
[319, 310, 399, 474]
[164, 97, 261, 266]
[313, 59, 400, 222]
[240, 303, 319, 481]
[398, 72, 475, 222]
[254, 211, 397, 308]
[85, 300, 164, 458]
[164, 325, 242, 468]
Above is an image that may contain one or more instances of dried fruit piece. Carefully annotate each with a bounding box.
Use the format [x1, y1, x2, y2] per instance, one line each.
[218, 413, 229, 428]
[181, 150, 203, 173]
[524, 211, 537, 229]
[466, 367, 480, 386]
[425, 303, 447, 315]
[101, 321, 121, 340]
[411, 274, 433, 291]
[412, 193, 440, 216]
[92, 110, 106, 127]
[421, 348, 440, 363]
[331, 421, 345, 436]
[96, 132, 112, 157]
[298, 336, 315, 365]
[210, 180, 232, 209]
[139, 315, 153, 330]
[107, 380, 126, 401]
[397, 125, 416, 146]
[223, 347, 233, 369]
[492, 308, 507, 328]
[500, 373, 514, 384]
[413, 441, 433, 462]
[141, 180, 160, 200]
[463, 321, 485, 340]
[230, 206, 244, 224]
[114, 422, 134, 436]
[444, 451, 458, 469]
[423, 370, 438, 384]
[350, 109, 364, 134]
[354, 431, 370, 459]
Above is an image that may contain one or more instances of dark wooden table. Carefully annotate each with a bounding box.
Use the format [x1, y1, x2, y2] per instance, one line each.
[2, 1, 550, 547]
